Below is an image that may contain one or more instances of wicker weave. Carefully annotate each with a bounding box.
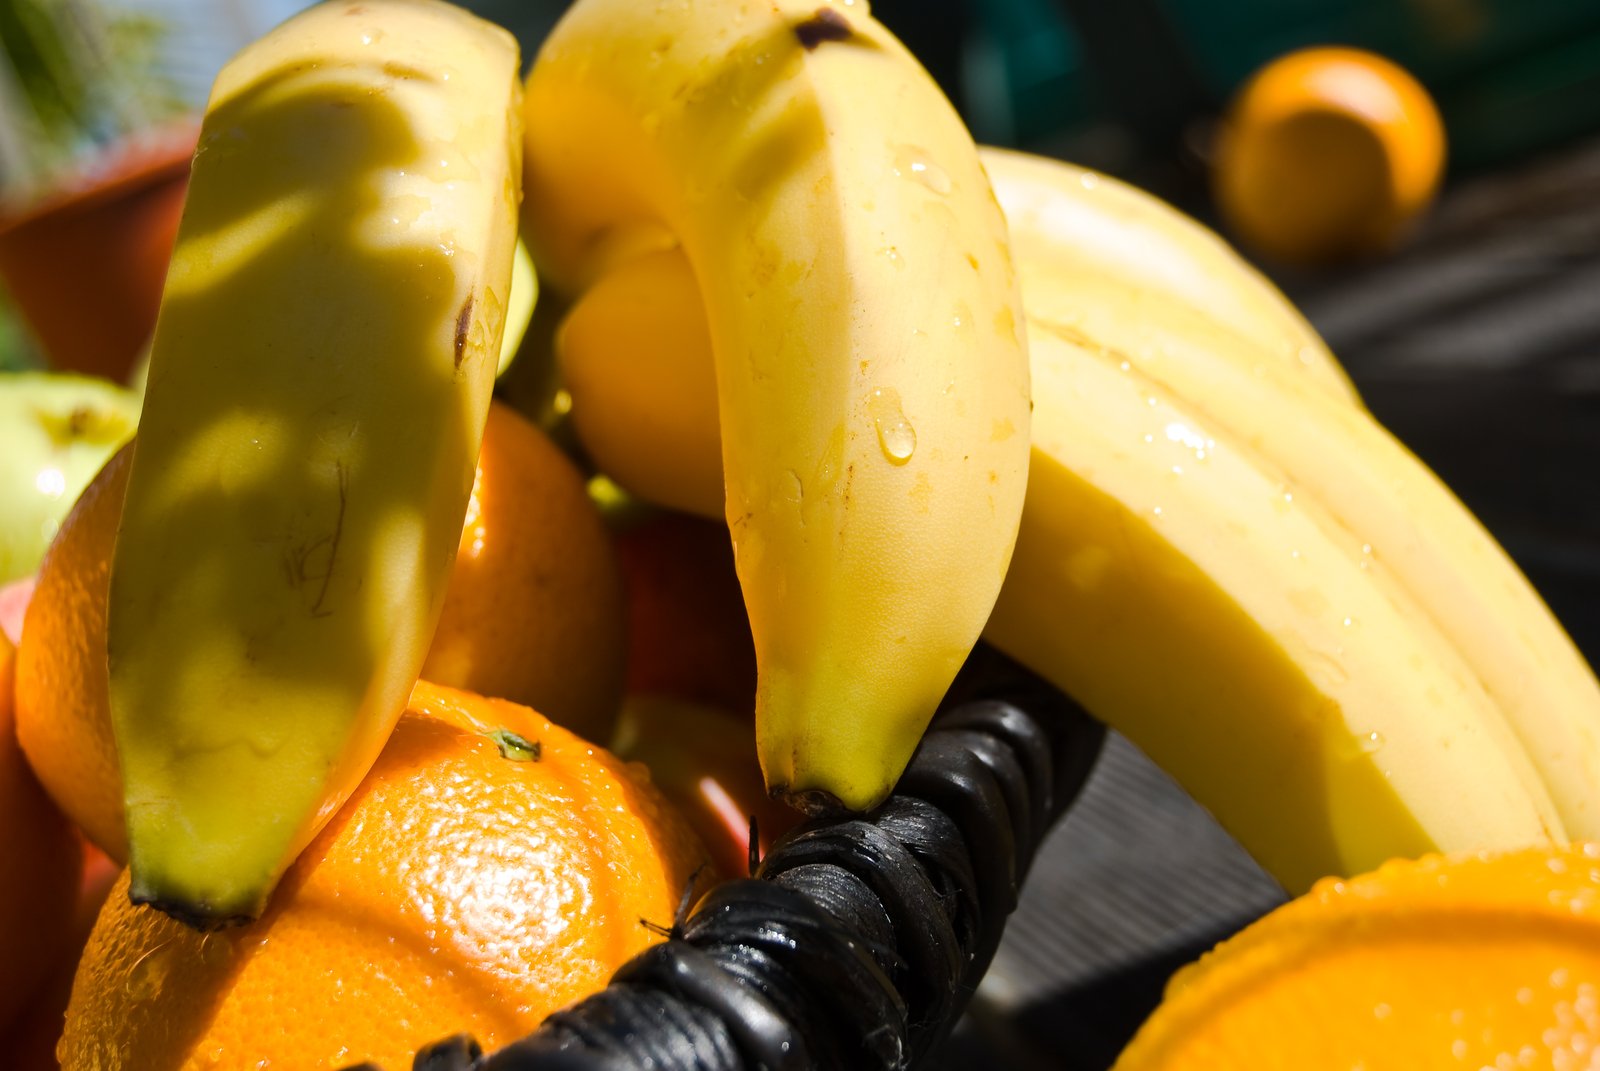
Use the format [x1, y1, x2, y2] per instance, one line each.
[345, 648, 1103, 1071]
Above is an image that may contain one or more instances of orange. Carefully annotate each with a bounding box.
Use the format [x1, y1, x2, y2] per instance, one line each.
[15, 400, 626, 861]
[1115, 844, 1600, 1069]
[422, 402, 625, 742]
[13, 446, 126, 859]
[0, 627, 84, 1037]
[1214, 47, 1446, 265]
[61, 680, 710, 1071]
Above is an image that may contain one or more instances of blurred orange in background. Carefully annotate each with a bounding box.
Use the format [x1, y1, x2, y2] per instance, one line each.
[1213, 47, 1446, 266]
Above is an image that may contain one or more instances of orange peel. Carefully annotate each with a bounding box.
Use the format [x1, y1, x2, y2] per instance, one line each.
[1117, 844, 1600, 1069]
[1215, 47, 1446, 264]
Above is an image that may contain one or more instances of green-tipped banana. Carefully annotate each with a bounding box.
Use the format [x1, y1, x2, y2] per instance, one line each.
[523, 0, 1031, 812]
[108, 0, 522, 925]
[556, 147, 1599, 892]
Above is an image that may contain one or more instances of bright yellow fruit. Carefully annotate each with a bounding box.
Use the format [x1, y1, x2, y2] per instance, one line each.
[524, 0, 1031, 812]
[108, 0, 523, 923]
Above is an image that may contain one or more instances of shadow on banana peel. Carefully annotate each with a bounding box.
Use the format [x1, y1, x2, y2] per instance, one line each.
[111, 63, 476, 916]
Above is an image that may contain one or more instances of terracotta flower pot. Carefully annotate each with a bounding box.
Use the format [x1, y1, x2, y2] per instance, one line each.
[0, 121, 198, 382]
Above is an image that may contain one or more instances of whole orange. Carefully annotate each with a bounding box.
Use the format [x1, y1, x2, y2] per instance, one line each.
[1214, 47, 1445, 265]
[16, 401, 626, 860]
[61, 680, 710, 1071]
[13, 444, 126, 859]
[0, 628, 83, 1037]
[1115, 844, 1600, 1069]
[422, 402, 625, 741]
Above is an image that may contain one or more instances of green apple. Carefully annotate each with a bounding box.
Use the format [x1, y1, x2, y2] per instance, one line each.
[0, 372, 139, 584]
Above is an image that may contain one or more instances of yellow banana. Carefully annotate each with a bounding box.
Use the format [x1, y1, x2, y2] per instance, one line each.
[557, 144, 1360, 520]
[1027, 274, 1600, 843]
[109, 0, 522, 925]
[980, 146, 1360, 407]
[984, 321, 1563, 891]
[522, 0, 1031, 812]
[557, 148, 1598, 891]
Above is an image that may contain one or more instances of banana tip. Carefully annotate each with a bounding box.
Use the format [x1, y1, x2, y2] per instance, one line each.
[773, 785, 851, 818]
[129, 882, 262, 932]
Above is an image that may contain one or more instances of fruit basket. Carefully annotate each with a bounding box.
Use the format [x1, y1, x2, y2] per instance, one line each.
[4, 0, 1600, 1068]
[351, 131, 1600, 1064]
[349, 648, 1105, 1071]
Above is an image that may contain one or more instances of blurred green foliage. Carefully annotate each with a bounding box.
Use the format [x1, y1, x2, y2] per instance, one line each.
[0, 0, 184, 194]
[0, 295, 41, 371]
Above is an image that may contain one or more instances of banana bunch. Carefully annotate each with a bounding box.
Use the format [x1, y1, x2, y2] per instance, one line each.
[982, 147, 1356, 406]
[558, 147, 1600, 893]
[109, 0, 523, 924]
[522, 0, 1031, 813]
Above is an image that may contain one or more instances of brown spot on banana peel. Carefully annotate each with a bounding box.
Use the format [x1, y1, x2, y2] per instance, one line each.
[381, 60, 429, 82]
[453, 294, 474, 369]
[795, 7, 852, 49]
[774, 783, 849, 818]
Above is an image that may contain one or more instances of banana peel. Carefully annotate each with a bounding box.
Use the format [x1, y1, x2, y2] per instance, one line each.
[109, 0, 523, 925]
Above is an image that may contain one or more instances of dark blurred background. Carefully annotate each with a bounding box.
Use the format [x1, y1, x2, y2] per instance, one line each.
[2, 1, 1598, 1066]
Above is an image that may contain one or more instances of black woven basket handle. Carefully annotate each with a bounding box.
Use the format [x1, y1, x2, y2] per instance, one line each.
[351, 646, 1104, 1071]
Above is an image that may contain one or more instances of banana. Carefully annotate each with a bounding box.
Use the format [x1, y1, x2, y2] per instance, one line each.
[1024, 273, 1600, 843]
[108, 0, 522, 925]
[522, 0, 1031, 812]
[984, 322, 1563, 891]
[557, 144, 1362, 520]
[979, 147, 1360, 407]
[556, 148, 1600, 891]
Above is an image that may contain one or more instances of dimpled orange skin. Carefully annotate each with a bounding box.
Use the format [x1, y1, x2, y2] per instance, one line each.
[60, 680, 711, 1071]
[17, 401, 626, 861]
[1114, 845, 1600, 1070]
[14, 442, 128, 859]
[1214, 47, 1446, 265]
[0, 625, 83, 1038]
